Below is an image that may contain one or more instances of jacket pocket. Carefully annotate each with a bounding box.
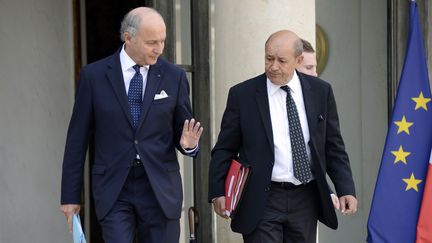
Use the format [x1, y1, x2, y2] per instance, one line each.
[153, 97, 174, 105]
[92, 164, 106, 175]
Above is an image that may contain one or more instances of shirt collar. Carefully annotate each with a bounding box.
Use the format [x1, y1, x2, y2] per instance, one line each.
[119, 44, 150, 72]
[266, 71, 301, 96]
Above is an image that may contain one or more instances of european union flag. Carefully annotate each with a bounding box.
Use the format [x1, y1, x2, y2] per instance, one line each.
[367, 1, 432, 242]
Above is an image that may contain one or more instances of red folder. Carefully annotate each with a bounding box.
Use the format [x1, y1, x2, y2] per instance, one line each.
[225, 159, 250, 218]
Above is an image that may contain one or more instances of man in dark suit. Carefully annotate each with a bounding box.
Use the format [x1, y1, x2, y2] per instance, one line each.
[60, 7, 203, 243]
[208, 30, 357, 243]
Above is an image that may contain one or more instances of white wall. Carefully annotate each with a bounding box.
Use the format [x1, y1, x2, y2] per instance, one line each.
[212, 1, 315, 133]
[0, 0, 74, 242]
[211, 1, 315, 242]
[317, 0, 387, 242]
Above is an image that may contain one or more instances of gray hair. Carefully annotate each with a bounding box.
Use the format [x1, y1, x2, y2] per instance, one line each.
[265, 31, 304, 57]
[119, 8, 164, 42]
[119, 11, 142, 41]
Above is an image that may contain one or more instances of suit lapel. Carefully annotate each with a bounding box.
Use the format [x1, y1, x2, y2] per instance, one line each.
[255, 75, 274, 150]
[137, 60, 163, 129]
[106, 51, 134, 127]
[298, 72, 318, 136]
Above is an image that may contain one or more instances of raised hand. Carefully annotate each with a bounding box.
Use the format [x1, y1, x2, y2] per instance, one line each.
[180, 118, 203, 149]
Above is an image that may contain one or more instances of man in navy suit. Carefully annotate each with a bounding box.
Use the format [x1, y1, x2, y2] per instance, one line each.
[60, 7, 203, 243]
[209, 30, 357, 243]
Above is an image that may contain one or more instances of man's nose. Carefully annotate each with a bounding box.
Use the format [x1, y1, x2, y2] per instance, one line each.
[153, 43, 164, 55]
[270, 62, 280, 71]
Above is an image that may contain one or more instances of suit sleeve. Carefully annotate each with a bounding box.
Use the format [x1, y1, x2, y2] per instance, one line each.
[208, 87, 242, 202]
[60, 69, 93, 204]
[324, 86, 356, 197]
[173, 70, 197, 157]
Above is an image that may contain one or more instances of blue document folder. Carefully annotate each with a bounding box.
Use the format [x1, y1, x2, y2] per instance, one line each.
[73, 214, 87, 243]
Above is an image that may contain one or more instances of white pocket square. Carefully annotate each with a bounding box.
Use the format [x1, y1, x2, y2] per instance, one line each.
[154, 90, 169, 100]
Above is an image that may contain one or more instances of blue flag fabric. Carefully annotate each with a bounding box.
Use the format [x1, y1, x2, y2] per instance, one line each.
[73, 214, 87, 243]
[367, 1, 432, 242]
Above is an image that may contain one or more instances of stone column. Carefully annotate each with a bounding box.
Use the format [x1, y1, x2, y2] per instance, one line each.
[0, 0, 74, 242]
[210, 1, 315, 242]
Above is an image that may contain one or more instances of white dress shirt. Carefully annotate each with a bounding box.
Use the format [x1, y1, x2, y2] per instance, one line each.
[120, 45, 149, 97]
[267, 72, 314, 185]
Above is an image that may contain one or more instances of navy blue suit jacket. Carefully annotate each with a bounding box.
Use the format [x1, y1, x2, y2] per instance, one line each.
[208, 72, 356, 234]
[61, 49, 196, 220]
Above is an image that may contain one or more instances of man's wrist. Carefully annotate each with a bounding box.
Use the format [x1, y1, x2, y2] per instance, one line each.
[183, 144, 198, 153]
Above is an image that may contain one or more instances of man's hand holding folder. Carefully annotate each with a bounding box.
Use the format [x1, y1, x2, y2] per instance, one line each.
[212, 196, 230, 219]
[212, 159, 250, 219]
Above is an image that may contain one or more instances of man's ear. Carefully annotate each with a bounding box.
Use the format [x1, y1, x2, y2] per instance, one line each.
[296, 54, 304, 65]
[123, 32, 133, 44]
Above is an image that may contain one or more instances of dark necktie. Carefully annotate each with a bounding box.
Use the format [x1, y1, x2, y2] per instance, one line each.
[281, 85, 312, 184]
[128, 65, 143, 129]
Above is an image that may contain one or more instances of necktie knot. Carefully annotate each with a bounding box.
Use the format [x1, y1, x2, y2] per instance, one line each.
[280, 85, 291, 94]
[133, 64, 141, 73]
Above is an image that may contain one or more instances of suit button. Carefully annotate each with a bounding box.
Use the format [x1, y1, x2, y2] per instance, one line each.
[134, 140, 138, 145]
[265, 187, 270, 192]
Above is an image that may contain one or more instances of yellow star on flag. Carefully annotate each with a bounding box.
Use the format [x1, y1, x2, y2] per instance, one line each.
[402, 173, 422, 192]
[391, 146, 411, 164]
[394, 116, 413, 135]
[412, 92, 431, 110]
